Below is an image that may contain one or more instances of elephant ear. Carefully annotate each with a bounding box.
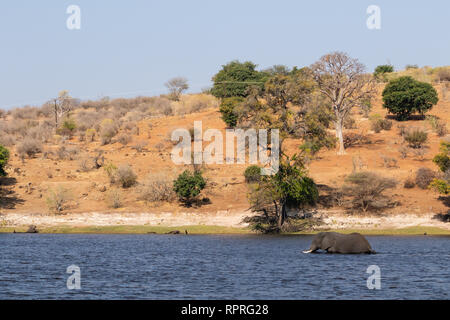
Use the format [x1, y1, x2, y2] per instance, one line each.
[322, 235, 336, 250]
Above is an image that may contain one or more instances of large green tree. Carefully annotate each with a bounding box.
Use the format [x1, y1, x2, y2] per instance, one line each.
[210, 61, 267, 98]
[0, 145, 9, 176]
[248, 155, 318, 231]
[382, 76, 438, 120]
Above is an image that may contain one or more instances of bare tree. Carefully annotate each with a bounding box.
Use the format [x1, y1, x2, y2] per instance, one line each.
[165, 77, 189, 101]
[311, 52, 375, 154]
[49, 90, 74, 128]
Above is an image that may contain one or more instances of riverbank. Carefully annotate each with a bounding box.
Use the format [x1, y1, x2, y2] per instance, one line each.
[1, 225, 450, 235]
[1, 211, 449, 235]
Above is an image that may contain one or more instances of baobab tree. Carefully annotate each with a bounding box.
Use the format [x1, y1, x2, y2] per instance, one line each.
[165, 77, 189, 101]
[311, 52, 375, 154]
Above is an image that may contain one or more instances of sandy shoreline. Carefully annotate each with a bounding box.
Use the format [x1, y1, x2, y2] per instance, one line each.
[1, 210, 449, 234]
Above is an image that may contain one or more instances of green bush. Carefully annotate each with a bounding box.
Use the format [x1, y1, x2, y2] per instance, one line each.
[374, 65, 394, 80]
[219, 97, 243, 128]
[0, 145, 10, 176]
[57, 118, 77, 136]
[173, 170, 206, 205]
[404, 129, 428, 148]
[244, 165, 261, 183]
[432, 141, 450, 172]
[210, 61, 267, 98]
[382, 76, 438, 120]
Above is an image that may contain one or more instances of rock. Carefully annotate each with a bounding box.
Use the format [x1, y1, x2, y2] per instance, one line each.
[98, 185, 107, 192]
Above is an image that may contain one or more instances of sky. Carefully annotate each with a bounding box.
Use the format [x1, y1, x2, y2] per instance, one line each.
[0, 0, 449, 109]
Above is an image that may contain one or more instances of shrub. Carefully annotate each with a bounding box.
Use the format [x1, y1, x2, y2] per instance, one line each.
[359, 98, 372, 117]
[117, 133, 132, 145]
[343, 133, 371, 148]
[138, 173, 176, 203]
[374, 65, 394, 81]
[374, 65, 394, 75]
[403, 177, 415, 189]
[398, 146, 409, 159]
[106, 188, 122, 208]
[436, 68, 450, 82]
[415, 167, 437, 189]
[426, 115, 447, 136]
[342, 171, 397, 212]
[343, 116, 357, 129]
[371, 118, 392, 133]
[380, 155, 398, 168]
[46, 186, 71, 213]
[115, 164, 137, 188]
[57, 118, 77, 137]
[432, 141, 450, 172]
[244, 165, 262, 183]
[173, 170, 206, 205]
[219, 97, 243, 128]
[16, 137, 43, 158]
[382, 76, 438, 120]
[99, 119, 118, 145]
[429, 179, 450, 195]
[85, 128, 96, 142]
[104, 162, 118, 184]
[404, 129, 428, 148]
[0, 145, 10, 176]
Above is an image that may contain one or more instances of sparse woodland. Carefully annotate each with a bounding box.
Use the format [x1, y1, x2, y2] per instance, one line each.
[0, 54, 449, 232]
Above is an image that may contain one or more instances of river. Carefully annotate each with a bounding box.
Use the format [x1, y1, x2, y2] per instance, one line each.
[0, 234, 448, 299]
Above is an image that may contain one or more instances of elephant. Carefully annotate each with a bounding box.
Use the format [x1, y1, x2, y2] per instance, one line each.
[303, 232, 375, 254]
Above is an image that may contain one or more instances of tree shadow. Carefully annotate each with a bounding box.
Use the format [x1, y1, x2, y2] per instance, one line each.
[385, 114, 426, 121]
[0, 177, 17, 187]
[0, 177, 25, 209]
[438, 195, 450, 208]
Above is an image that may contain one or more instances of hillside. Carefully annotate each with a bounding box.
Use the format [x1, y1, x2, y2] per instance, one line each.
[0, 82, 449, 231]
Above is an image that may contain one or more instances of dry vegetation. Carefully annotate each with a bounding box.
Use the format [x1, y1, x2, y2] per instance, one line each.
[0, 69, 449, 222]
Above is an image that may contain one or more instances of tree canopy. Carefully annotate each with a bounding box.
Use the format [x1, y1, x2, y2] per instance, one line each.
[382, 76, 438, 120]
[210, 61, 267, 98]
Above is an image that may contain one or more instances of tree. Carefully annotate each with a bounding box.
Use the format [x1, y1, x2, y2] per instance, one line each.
[235, 70, 317, 146]
[173, 170, 206, 206]
[342, 171, 397, 212]
[374, 64, 394, 80]
[430, 141, 450, 195]
[165, 77, 189, 101]
[432, 141, 450, 172]
[210, 61, 267, 98]
[219, 97, 243, 128]
[0, 145, 10, 176]
[382, 76, 438, 120]
[248, 155, 318, 231]
[49, 90, 74, 128]
[311, 52, 375, 154]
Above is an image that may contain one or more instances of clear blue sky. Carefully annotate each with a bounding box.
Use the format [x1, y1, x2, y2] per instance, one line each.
[1, 0, 449, 109]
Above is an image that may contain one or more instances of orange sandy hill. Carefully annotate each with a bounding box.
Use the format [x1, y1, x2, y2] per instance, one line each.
[0, 84, 449, 217]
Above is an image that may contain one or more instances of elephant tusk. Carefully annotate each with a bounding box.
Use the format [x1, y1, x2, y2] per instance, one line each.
[302, 249, 312, 253]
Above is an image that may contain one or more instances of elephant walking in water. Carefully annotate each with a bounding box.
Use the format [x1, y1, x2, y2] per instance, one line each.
[303, 232, 375, 254]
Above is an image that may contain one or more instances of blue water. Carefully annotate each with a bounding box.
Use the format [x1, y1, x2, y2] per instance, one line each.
[0, 234, 449, 299]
